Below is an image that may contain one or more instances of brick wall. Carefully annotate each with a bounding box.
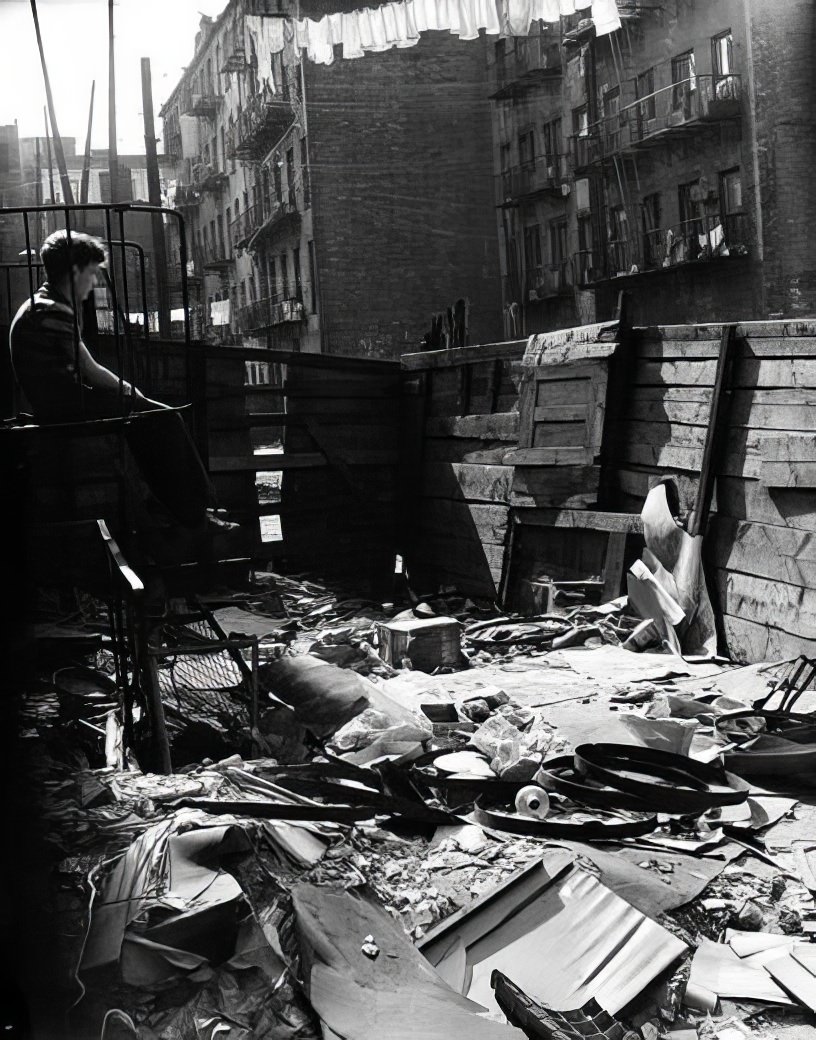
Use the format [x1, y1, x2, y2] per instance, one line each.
[749, 0, 816, 317]
[304, 28, 503, 358]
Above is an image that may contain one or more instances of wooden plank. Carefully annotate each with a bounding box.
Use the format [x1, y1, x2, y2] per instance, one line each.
[421, 463, 513, 504]
[424, 413, 520, 441]
[709, 516, 816, 586]
[712, 569, 816, 639]
[401, 339, 526, 371]
[602, 531, 628, 601]
[721, 613, 816, 664]
[618, 443, 761, 479]
[417, 500, 509, 544]
[631, 390, 816, 430]
[510, 465, 600, 509]
[761, 462, 816, 488]
[634, 358, 816, 389]
[714, 476, 816, 530]
[760, 434, 816, 462]
[637, 338, 816, 360]
[503, 447, 595, 466]
[210, 448, 398, 473]
[412, 537, 506, 585]
[424, 439, 511, 464]
[532, 404, 590, 422]
[513, 508, 643, 533]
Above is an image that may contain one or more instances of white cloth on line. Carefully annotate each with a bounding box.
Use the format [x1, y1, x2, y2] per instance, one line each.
[592, 0, 621, 35]
[342, 11, 365, 57]
[457, 0, 480, 40]
[475, 0, 502, 33]
[506, 0, 533, 35]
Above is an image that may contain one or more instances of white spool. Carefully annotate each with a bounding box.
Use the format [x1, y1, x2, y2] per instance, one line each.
[514, 785, 550, 820]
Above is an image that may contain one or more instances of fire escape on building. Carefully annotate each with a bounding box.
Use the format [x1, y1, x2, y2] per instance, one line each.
[564, 12, 747, 291]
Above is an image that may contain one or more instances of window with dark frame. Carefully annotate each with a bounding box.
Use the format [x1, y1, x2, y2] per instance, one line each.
[671, 50, 696, 116]
[308, 240, 317, 313]
[636, 67, 656, 122]
[518, 129, 535, 169]
[641, 193, 661, 266]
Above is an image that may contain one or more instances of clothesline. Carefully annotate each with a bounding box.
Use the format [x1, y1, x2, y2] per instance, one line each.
[245, 0, 620, 69]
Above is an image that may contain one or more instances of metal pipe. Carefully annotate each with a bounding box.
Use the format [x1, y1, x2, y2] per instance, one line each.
[30, 0, 74, 205]
[103, 206, 124, 413]
[63, 210, 85, 415]
[107, 0, 119, 204]
[80, 81, 96, 205]
[117, 209, 135, 415]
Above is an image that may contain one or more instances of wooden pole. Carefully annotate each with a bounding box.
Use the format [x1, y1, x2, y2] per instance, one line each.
[141, 57, 170, 338]
[80, 80, 95, 205]
[43, 107, 56, 235]
[107, 0, 119, 203]
[29, 0, 74, 206]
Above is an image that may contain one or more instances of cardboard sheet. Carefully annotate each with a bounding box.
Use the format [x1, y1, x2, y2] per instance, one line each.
[685, 939, 797, 1010]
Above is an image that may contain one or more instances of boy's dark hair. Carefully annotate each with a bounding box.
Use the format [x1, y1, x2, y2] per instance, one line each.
[40, 230, 106, 282]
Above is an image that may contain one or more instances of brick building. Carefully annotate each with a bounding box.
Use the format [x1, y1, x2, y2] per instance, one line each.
[492, 0, 816, 333]
[159, 0, 502, 359]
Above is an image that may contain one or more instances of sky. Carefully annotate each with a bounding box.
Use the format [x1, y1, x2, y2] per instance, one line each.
[0, 0, 229, 155]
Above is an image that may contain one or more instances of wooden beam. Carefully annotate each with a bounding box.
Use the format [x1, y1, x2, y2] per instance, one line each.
[30, 0, 74, 205]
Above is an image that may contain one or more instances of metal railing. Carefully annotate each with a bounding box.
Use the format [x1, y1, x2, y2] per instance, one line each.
[201, 237, 232, 269]
[526, 259, 572, 300]
[238, 294, 305, 332]
[497, 155, 568, 203]
[495, 37, 561, 94]
[230, 190, 299, 250]
[572, 211, 749, 286]
[229, 88, 297, 161]
[569, 75, 742, 168]
[182, 91, 222, 118]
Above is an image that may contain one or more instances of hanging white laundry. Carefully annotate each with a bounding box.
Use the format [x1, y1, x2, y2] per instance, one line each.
[380, 2, 397, 42]
[457, 0, 480, 39]
[436, 0, 454, 31]
[473, 0, 502, 33]
[341, 11, 365, 57]
[447, 0, 462, 34]
[328, 11, 344, 44]
[306, 16, 335, 63]
[574, 0, 591, 8]
[357, 7, 375, 49]
[404, 0, 420, 40]
[506, 0, 533, 35]
[294, 18, 309, 50]
[408, 0, 426, 31]
[592, 0, 621, 35]
[531, 0, 559, 21]
[559, 0, 577, 14]
[369, 5, 391, 50]
[268, 17, 285, 52]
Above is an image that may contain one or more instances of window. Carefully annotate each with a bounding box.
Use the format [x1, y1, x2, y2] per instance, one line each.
[279, 252, 289, 298]
[293, 246, 303, 301]
[542, 118, 562, 169]
[573, 105, 589, 137]
[603, 87, 620, 150]
[217, 214, 225, 256]
[641, 193, 661, 266]
[577, 214, 592, 253]
[608, 205, 629, 273]
[636, 67, 656, 121]
[268, 256, 277, 299]
[273, 162, 282, 202]
[719, 167, 743, 214]
[518, 129, 535, 168]
[286, 148, 295, 202]
[301, 136, 311, 207]
[712, 31, 736, 98]
[671, 51, 696, 117]
[308, 240, 317, 313]
[225, 206, 231, 253]
[500, 141, 511, 173]
[248, 275, 256, 303]
[678, 179, 701, 227]
[523, 225, 542, 279]
[712, 31, 733, 78]
[549, 220, 567, 268]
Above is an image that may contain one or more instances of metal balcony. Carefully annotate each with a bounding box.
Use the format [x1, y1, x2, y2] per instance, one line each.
[527, 260, 573, 301]
[571, 76, 742, 169]
[492, 37, 561, 100]
[173, 184, 201, 209]
[238, 294, 305, 332]
[221, 40, 249, 73]
[200, 239, 232, 271]
[182, 92, 222, 118]
[192, 162, 228, 194]
[246, 192, 300, 248]
[497, 155, 569, 206]
[229, 90, 297, 161]
[568, 132, 604, 173]
[246, 0, 289, 12]
[230, 200, 270, 250]
[573, 212, 749, 287]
